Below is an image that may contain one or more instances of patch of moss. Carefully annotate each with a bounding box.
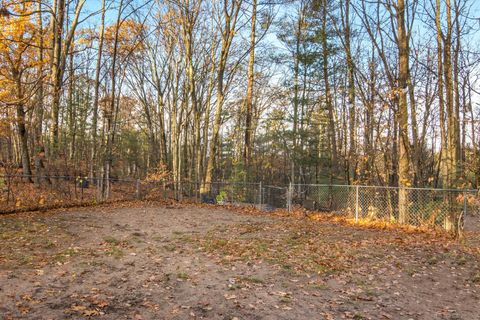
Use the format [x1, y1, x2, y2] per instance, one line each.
[177, 272, 189, 280]
[104, 236, 121, 245]
[240, 276, 264, 284]
[105, 247, 124, 259]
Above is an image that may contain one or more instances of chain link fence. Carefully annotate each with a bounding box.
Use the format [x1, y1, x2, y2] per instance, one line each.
[262, 185, 288, 210]
[1, 174, 478, 235]
[175, 181, 262, 206]
[288, 184, 479, 234]
[0, 174, 139, 213]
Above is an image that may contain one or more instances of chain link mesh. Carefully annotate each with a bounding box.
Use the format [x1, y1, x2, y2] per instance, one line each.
[170, 182, 479, 234]
[0, 174, 138, 213]
[2, 174, 478, 235]
[262, 185, 288, 210]
[288, 184, 479, 234]
[291, 184, 356, 216]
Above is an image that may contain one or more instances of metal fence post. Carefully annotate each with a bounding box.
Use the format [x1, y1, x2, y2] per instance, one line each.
[197, 181, 201, 203]
[288, 182, 292, 212]
[135, 179, 140, 199]
[179, 181, 183, 201]
[461, 190, 467, 233]
[258, 182, 262, 208]
[355, 185, 359, 222]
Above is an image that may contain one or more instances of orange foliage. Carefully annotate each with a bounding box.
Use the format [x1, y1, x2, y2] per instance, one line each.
[105, 19, 147, 57]
[0, 117, 13, 137]
[0, 1, 45, 104]
[145, 163, 172, 183]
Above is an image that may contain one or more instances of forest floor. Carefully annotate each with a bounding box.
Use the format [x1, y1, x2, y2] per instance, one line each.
[1, 202, 480, 320]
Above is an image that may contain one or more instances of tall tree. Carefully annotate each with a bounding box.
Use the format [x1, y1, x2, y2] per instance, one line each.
[90, 0, 106, 179]
[396, 0, 411, 223]
[0, 1, 42, 180]
[202, 0, 243, 192]
[243, 0, 257, 179]
[50, 0, 86, 153]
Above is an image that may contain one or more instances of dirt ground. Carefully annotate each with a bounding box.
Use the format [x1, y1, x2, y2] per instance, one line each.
[1, 203, 479, 320]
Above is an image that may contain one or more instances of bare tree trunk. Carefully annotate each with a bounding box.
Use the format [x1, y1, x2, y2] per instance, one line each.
[441, 0, 461, 233]
[397, 0, 411, 224]
[151, 55, 168, 165]
[202, 0, 242, 193]
[321, 0, 338, 178]
[444, 0, 458, 189]
[179, 0, 201, 182]
[13, 71, 32, 181]
[435, 0, 448, 189]
[408, 69, 419, 185]
[453, 0, 462, 178]
[50, 0, 66, 152]
[102, 0, 123, 200]
[50, 0, 86, 153]
[243, 0, 257, 180]
[34, 2, 46, 183]
[342, 0, 356, 184]
[67, 42, 76, 160]
[90, 0, 105, 179]
[203, 58, 226, 192]
[200, 50, 216, 181]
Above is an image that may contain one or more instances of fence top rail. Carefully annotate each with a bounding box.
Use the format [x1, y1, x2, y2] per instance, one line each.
[263, 185, 288, 190]
[290, 183, 478, 193]
[198, 181, 261, 186]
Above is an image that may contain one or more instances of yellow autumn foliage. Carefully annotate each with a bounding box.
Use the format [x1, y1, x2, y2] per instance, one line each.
[0, 0, 45, 104]
[104, 19, 147, 57]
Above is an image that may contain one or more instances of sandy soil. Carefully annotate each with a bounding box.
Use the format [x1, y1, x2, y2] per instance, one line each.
[0, 203, 479, 320]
